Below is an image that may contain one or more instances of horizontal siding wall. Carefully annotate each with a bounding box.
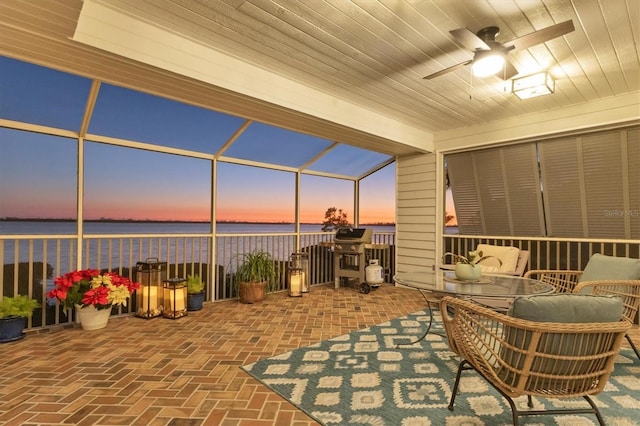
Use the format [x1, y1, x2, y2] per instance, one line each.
[396, 153, 437, 273]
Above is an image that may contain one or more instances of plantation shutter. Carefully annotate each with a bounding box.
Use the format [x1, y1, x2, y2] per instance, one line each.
[447, 153, 483, 235]
[446, 143, 543, 236]
[502, 144, 546, 236]
[538, 127, 640, 239]
[582, 131, 627, 238]
[538, 137, 585, 238]
[628, 128, 640, 239]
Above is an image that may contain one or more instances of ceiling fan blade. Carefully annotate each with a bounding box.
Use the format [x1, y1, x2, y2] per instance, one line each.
[423, 60, 472, 80]
[506, 20, 574, 53]
[450, 28, 491, 51]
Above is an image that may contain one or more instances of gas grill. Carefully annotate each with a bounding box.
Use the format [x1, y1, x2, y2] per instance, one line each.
[333, 227, 373, 290]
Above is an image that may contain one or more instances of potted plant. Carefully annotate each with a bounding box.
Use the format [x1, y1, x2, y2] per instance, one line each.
[0, 295, 40, 343]
[47, 269, 140, 330]
[443, 250, 502, 281]
[187, 274, 205, 311]
[235, 251, 277, 304]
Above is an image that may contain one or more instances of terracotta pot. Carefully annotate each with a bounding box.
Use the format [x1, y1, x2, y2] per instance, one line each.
[454, 263, 482, 281]
[239, 281, 267, 304]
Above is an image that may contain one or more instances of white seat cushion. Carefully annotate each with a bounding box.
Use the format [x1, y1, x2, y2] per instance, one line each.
[479, 265, 500, 273]
[476, 244, 520, 273]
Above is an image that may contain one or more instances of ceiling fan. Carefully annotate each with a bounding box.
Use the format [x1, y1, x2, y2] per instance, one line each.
[424, 20, 575, 80]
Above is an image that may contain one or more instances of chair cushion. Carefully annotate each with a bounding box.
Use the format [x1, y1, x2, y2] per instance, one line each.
[501, 294, 624, 386]
[579, 253, 640, 282]
[476, 244, 520, 273]
[508, 293, 624, 323]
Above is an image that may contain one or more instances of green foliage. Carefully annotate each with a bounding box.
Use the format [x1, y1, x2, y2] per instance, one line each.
[62, 280, 90, 309]
[187, 274, 204, 294]
[235, 251, 276, 290]
[0, 295, 40, 319]
[443, 250, 502, 266]
[321, 207, 351, 232]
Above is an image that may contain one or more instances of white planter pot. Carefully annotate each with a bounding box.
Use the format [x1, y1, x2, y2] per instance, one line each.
[75, 304, 111, 330]
[454, 263, 482, 281]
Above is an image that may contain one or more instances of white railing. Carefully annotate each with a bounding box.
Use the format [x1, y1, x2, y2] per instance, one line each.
[443, 234, 640, 271]
[1, 231, 396, 332]
[5, 231, 637, 332]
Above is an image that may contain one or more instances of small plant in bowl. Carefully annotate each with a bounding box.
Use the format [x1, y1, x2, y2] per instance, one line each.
[443, 250, 502, 281]
[186, 274, 205, 311]
[234, 250, 277, 304]
[0, 295, 41, 343]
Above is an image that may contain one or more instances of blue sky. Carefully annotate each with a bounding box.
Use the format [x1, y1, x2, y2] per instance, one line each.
[0, 56, 398, 224]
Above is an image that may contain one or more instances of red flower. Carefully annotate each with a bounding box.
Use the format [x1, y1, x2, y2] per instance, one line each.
[48, 268, 140, 310]
[46, 287, 67, 301]
[54, 275, 73, 290]
[81, 286, 110, 306]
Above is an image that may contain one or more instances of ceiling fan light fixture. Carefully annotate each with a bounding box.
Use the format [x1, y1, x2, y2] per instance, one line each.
[471, 51, 505, 77]
[512, 71, 555, 99]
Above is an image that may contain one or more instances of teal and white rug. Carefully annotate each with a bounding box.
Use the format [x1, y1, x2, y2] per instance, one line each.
[241, 311, 640, 425]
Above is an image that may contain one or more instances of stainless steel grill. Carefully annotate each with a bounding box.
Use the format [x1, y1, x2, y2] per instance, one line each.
[333, 228, 373, 290]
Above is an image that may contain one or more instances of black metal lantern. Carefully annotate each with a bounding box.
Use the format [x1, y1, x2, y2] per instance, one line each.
[163, 277, 188, 319]
[135, 258, 166, 318]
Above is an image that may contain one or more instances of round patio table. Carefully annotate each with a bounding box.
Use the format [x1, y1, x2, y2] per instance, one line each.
[393, 270, 555, 345]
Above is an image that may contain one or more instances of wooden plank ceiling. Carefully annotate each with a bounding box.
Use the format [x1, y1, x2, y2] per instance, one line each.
[0, 0, 638, 156]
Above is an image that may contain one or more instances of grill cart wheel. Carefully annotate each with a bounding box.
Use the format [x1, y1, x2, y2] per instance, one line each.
[360, 283, 371, 294]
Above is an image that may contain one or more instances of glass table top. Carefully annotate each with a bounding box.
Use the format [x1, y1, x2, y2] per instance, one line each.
[393, 270, 555, 298]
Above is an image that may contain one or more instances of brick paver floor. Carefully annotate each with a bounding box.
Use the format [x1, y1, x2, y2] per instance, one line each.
[0, 284, 430, 425]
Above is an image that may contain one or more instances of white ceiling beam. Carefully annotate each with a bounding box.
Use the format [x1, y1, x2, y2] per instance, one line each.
[72, 0, 434, 153]
[434, 91, 640, 152]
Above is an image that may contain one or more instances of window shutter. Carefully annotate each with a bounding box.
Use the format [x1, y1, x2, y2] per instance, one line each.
[538, 137, 585, 237]
[626, 128, 640, 239]
[502, 144, 546, 236]
[538, 127, 639, 239]
[581, 131, 626, 238]
[474, 150, 510, 235]
[448, 126, 638, 238]
[447, 153, 483, 235]
[446, 144, 543, 236]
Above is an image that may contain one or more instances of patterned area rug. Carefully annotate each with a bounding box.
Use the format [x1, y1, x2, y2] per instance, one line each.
[242, 310, 640, 425]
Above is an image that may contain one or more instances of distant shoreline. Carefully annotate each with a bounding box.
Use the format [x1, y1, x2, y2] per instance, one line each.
[0, 218, 397, 226]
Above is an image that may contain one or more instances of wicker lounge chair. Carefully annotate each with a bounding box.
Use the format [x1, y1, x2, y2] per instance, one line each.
[442, 244, 530, 276]
[523, 269, 583, 293]
[525, 254, 640, 359]
[574, 280, 640, 359]
[524, 253, 640, 294]
[440, 295, 630, 425]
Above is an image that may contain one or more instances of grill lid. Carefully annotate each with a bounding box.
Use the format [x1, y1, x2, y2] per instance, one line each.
[334, 228, 372, 243]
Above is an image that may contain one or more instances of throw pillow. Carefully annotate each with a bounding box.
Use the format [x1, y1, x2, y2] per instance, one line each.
[476, 244, 520, 273]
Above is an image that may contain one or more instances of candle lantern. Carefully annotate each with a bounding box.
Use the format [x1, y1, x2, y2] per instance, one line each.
[288, 265, 303, 297]
[135, 258, 166, 318]
[163, 277, 188, 319]
[300, 253, 310, 293]
[290, 252, 310, 293]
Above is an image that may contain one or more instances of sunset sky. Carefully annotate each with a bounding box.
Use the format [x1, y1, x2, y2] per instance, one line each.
[0, 126, 397, 224]
[0, 56, 450, 226]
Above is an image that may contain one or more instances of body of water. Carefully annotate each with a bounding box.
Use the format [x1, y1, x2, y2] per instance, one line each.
[0, 221, 396, 235]
[1, 221, 396, 282]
